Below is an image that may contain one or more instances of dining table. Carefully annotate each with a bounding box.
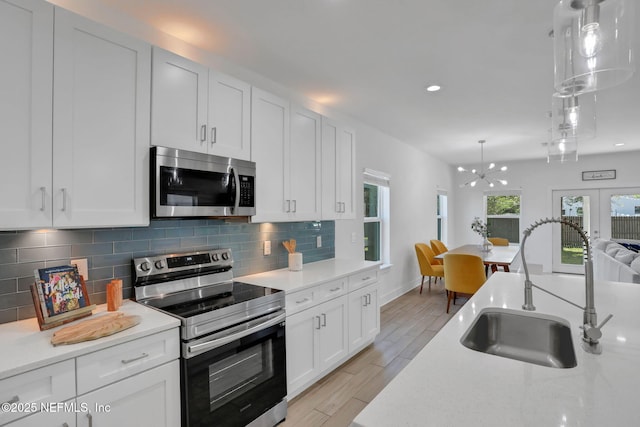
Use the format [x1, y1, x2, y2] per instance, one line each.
[434, 244, 521, 272]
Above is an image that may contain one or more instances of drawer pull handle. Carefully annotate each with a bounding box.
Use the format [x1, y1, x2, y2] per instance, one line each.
[361, 276, 371, 281]
[330, 287, 341, 292]
[121, 353, 149, 364]
[87, 413, 93, 427]
[295, 297, 310, 304]
[2, 396, 19, 405]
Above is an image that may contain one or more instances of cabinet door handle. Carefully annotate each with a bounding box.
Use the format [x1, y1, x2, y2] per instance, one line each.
[315, 315, 321, 330]
[40, 187, 46, 211]
[200, 124, 207, 142]
[292, 199, 297, 212]
[362, 295, 368, 307]
[61, 188, 67, 211]
[211, 126, 217, 144]
[295, 297, 310, 304]
[367, 294, 371, 305]
[121, 352, 149, 364]
[87, 413, 93, 427]
[2, 396, 19, 405]
[335, 202, 341, 213]
[321, 313, 327, 327]
[285, 200, 291, 212]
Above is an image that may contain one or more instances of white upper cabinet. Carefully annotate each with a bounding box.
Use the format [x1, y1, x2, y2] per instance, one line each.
[209, 72, 251, 160]
[52, 8, 150, 228]
[288, 104, 322, 221]
[0, 1, 150, 230]
[321, 117, 356, 220]
[250, 88, 290, 222]
[151, 47, 208, 153]
[251, 92, 322, 223]
[151, 48, 251, 160]
[0, 0, 53, 229]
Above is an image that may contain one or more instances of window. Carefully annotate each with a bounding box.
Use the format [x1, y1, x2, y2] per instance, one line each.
[485, 192, 521, 243]
[437, 192, 448, 243]
[363, 169, 390, 264]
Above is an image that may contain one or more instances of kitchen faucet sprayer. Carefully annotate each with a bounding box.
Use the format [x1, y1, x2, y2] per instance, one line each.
[520, 217, 613, 354]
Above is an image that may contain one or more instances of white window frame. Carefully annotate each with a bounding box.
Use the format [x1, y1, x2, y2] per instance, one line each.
[484, 190, 522, 243]
[363, 168, 390, 266]
[437, 191, 448, 245]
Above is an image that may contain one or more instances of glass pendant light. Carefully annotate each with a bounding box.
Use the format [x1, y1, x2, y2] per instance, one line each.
[553, 0, 635, 95]
[551, 91, 597, 143]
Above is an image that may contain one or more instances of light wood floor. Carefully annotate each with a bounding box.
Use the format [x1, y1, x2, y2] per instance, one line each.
[280, 279, 464, 427]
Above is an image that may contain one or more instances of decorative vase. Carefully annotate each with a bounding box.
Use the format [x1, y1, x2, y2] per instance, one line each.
[480, 237, 493, 253]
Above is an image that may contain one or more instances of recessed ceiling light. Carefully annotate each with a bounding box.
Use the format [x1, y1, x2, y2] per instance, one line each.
[614, 142, 625, 147]
[425, 85, 441, 92]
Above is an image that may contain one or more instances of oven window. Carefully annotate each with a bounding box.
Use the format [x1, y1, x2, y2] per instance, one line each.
[160, 166, 233, 207]
[182, 322, 286, 427]
[209, 340, 273, 412]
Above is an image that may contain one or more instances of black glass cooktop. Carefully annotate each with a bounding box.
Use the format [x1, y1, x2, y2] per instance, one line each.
[159, 281, 282, 319]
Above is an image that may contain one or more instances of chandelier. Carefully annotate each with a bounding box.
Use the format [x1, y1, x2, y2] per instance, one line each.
[457, 140, 508, 188]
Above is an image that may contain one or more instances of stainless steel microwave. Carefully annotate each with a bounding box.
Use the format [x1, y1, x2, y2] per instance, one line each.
[151, 146, 256, 218]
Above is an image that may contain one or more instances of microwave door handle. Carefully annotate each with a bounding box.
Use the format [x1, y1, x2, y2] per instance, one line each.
[230, 167, 240, 212]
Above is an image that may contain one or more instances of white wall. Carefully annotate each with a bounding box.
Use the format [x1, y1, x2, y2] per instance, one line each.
[47, 0, 455, 304]
[335, 124, 455, 304]
[452, 150, 640, 272]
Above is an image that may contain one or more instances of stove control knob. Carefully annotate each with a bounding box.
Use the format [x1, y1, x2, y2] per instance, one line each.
[155, 260, 165, 270]
[139, 262, 151, 272]
[212, 253, 219, 262]
[221, 252, 229, 260]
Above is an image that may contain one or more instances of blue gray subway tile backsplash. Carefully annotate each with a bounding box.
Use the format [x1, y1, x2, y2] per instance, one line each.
[0, 220, 335, 324]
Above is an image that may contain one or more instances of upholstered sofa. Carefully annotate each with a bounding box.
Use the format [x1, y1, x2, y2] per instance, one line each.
[592, 238, 640, 284]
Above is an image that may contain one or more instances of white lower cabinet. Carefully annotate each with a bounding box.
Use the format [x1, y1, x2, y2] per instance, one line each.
[348, 283, 380, 353]
[286, 295, 348, 398]
[285, 266, 379, 399]
[1, 329, 180, 427]
[6, 403, 76, 427]
[76, 360, 180, 427]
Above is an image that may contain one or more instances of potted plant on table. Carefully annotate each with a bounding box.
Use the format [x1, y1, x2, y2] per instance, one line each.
[471, 217, 493, 252]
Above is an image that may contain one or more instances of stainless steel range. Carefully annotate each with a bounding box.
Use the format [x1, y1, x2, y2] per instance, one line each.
[133, 248, 287, 427]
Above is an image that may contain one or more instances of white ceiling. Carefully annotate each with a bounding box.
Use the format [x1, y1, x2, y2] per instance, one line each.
[96, 0, 640, 165]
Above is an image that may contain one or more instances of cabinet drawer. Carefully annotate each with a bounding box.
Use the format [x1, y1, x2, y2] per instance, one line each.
[316, 279, 347, 303]
[76, 328, 179, 395]
[0, 360, 75, 426]
[285, 288, 315, 315]
[348, 268, 379, 292]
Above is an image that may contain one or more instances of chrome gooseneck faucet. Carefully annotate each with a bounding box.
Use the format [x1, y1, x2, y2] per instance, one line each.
[520, 217, 613, 354]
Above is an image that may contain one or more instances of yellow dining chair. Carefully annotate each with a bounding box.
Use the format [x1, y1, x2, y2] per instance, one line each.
[443, 253, 486, 313]
[488, 237, 509, 246]
[488, 237, 510, 272]
[430, 240, 448, 265]
[415, 243, 445, 294]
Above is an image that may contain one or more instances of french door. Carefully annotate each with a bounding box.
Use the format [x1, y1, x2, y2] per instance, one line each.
[552, 187, 640, 274]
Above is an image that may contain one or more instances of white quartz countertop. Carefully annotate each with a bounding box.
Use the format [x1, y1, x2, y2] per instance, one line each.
[236, 258, 381, 292]
[0, 300, 180, 381]
[352, 272, 640, 427]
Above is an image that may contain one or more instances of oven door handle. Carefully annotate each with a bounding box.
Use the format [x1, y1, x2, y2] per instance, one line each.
[187, 311, 286, 355]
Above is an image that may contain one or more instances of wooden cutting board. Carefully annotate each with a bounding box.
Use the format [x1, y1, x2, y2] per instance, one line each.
[51, 312, 141, 346]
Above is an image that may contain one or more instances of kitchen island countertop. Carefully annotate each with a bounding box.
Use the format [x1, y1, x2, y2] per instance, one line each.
[352, 272, 640, 426]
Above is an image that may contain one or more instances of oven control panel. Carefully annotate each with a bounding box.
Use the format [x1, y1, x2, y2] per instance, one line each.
[133, 248, 233, 278]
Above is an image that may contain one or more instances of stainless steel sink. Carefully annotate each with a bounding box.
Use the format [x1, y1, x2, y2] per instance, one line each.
[460, 307, 577, 369]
